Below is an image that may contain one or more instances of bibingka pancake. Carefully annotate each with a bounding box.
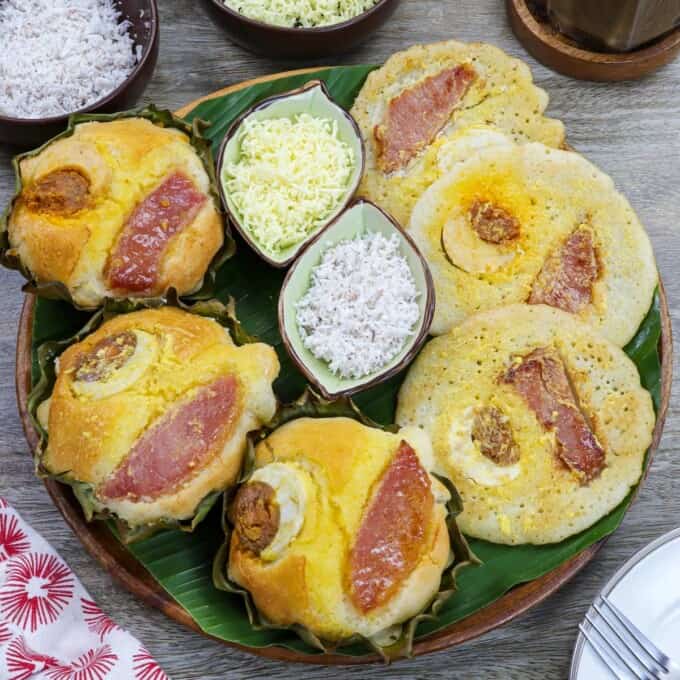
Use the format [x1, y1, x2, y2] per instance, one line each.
[409, 133, 657, 345]
[396, 304, 655, 545]
[7, 116, 224, 308]
[227, 417, 452, 643]
[350, 40, 565, 227]
[37, 307, 279, 531]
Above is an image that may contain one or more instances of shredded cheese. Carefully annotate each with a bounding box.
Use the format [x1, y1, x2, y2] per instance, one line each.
[224, 114, 355, 255]
[0, 0, 139, 119]
[223, 0, 378, 27]
[296, 233, 420, 379]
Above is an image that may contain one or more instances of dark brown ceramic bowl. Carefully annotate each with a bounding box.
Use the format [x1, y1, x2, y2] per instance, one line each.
[0, 0, 159, 148]
[203, 0, 401, 58]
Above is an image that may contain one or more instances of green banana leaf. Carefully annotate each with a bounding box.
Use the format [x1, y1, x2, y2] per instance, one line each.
[28, 65, 663, 658]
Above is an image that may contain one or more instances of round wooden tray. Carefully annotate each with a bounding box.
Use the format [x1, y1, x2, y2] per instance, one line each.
[15, 73, 674, 664]
[507, 0, 680, 81]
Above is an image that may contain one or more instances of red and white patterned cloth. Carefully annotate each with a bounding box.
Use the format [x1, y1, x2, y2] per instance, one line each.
[0, 497, 168, 680]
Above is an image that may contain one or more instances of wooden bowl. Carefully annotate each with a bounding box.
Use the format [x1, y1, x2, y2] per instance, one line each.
[0, 0, 159, 148]
[13, 74, 674, 664]
[15, 280, 672, 663]
[507, 0, 680, 81]
[201, 0, 401, 59]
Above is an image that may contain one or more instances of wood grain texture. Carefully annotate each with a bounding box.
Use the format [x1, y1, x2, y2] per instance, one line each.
[1, 0, 679, 677]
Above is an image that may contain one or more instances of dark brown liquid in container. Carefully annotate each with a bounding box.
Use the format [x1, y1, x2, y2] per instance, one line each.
[533, 0, 680, 51]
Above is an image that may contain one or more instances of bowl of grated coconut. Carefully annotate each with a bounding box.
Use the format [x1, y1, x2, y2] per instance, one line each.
[0, 0, 159, 148]
[203, 0, 401, 58]
[279, 199, 435, 399]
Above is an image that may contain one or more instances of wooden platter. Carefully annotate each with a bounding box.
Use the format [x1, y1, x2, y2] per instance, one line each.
[507, 0, 680, 81]
[15, 73, 674, 664]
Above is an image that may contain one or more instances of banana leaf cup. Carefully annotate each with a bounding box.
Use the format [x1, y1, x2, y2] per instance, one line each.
[212, 389, 480, 661]
[28, 297, 274, 544]
[0, 106, 235, 310]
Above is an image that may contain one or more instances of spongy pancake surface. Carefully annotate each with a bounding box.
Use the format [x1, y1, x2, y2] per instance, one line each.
[8, 118, 223, 308]
[228, 417, 450, 641]
[43, 307, 279, 526]
[396, 304, 655, 545]
[350, 40, 565, 227]
[408, 134, 657, 345]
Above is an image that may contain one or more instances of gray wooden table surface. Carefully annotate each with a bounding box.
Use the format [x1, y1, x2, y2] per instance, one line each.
[1, 0, 678, 677]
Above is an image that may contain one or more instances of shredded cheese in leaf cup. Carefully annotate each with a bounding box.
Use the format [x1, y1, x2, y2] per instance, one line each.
[217, 80, 365, 267]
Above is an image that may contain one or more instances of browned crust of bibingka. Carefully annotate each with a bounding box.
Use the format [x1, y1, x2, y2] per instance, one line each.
[350, 40, 566, 227]
[7, 118, 224, 308]
[228, 417, 450, 642]
[38, 307, 279, 528]
[407, 135, 658, 345]
[396, 304, 655, 545]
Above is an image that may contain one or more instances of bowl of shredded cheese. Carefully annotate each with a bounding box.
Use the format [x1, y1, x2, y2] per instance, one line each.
[0, 0, 159, 148]
[204, 0, 401, 58]
[279, 199, 435, 399]
[218, 80, 365, 267]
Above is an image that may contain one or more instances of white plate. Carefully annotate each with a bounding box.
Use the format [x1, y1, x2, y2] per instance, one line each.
[571, 527, 680, 679]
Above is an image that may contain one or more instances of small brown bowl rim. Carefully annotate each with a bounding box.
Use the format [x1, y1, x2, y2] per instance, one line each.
[278, 198, 436, 400]
[0, 0, 159, 127]
[215, 79, 366, 268]
[207, 0, 395, 35]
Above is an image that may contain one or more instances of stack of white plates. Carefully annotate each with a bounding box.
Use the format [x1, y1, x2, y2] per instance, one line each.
[571, 528, 680, 678]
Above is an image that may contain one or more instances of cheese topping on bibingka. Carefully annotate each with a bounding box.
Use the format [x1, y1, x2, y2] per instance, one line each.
[350, 40, 565, 227]
[37, 307, 279, 528]
[227, 417, 451, 642]
[408, 130, 658, 346]
[8, 118, 224, 308]
[396, 304, 655, 545]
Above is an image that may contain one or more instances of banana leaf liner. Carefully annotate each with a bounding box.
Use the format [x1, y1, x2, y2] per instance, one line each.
[28, 296, 254, 544]
[212, 388, 481, 661]
[623, 289, 662, 411]
[0, 105, 235, 309]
